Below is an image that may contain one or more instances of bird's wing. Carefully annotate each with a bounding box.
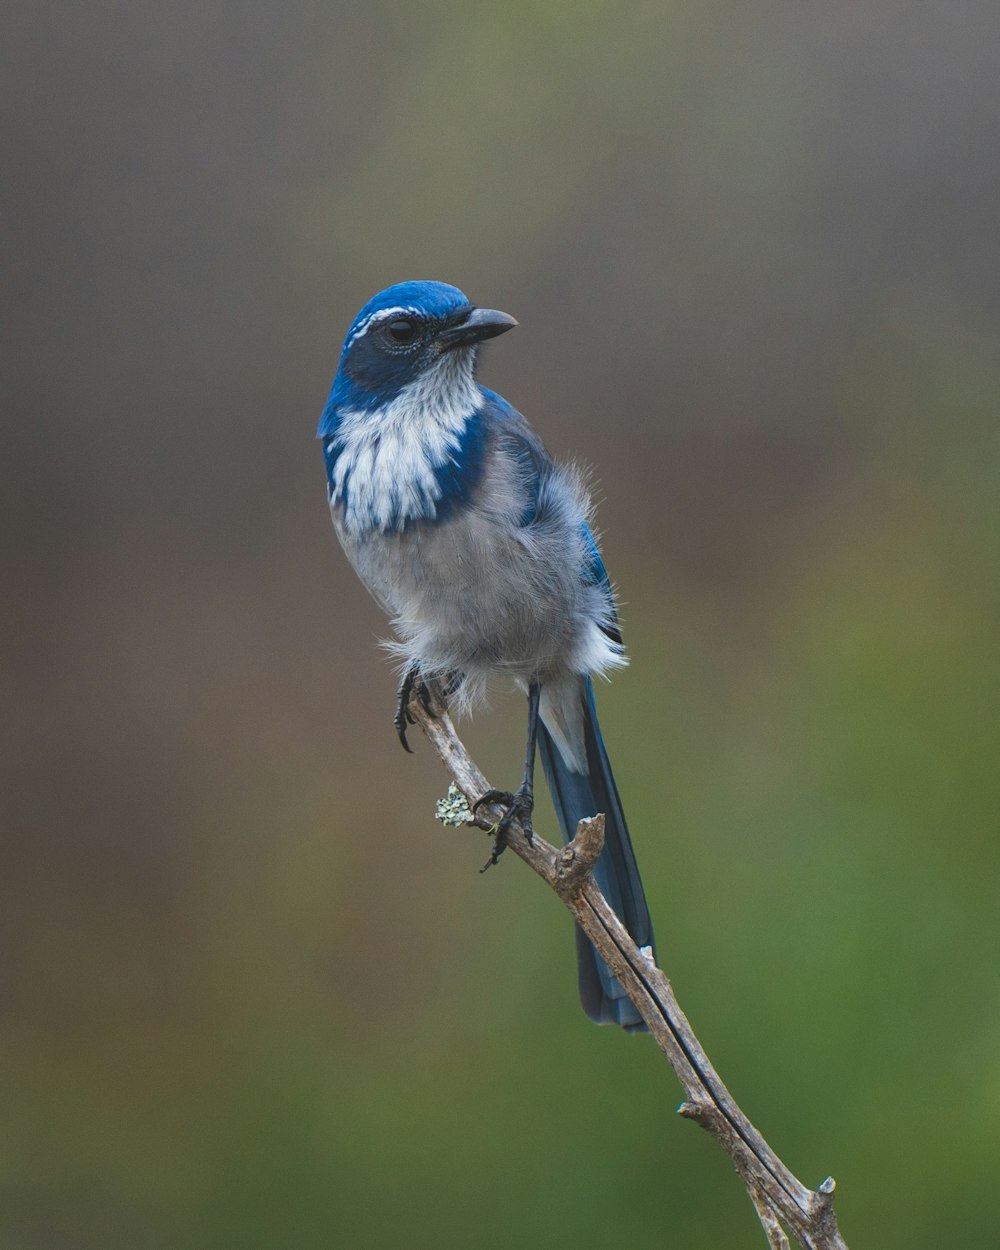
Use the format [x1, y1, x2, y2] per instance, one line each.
[478, 387, 553, 527]
[480, 387, 622, 645]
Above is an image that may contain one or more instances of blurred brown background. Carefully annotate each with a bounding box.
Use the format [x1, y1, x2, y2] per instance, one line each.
[3, 3, 999, 1247]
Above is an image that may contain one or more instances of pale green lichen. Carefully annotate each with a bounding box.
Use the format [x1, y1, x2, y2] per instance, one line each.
[435, 782, 475, 827]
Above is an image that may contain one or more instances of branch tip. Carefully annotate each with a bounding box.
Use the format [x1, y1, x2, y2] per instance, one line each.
[555, 813, 606, 889]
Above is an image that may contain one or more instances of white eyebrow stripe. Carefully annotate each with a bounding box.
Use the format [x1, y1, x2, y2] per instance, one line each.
[346, 306, 421, 347]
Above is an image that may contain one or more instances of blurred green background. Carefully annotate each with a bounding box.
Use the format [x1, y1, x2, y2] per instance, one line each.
[4, 2, 999, 1246]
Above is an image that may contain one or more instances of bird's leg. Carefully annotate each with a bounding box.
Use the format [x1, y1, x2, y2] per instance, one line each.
[474, 681, 540, 869]
[394, 667, 458, 752]
[394, 666, 432, 753]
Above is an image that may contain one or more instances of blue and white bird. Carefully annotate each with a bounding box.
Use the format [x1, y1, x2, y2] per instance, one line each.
[318, 280, 655, 1030]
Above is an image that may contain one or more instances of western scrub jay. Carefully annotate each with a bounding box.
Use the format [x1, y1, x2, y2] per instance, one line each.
[318, 280, 655, 1030]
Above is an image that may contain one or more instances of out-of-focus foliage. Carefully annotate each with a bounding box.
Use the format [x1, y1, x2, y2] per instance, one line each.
[4, 3, 999, 1246]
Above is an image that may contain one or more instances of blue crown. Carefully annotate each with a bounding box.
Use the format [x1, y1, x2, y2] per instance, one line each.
[344, 281, 472, 342]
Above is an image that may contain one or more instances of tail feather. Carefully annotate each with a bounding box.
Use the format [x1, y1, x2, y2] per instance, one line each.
[537, 677, 655, 1031]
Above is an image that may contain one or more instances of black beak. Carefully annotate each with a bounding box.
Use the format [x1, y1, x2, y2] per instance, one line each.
[437, 306, 518, 350]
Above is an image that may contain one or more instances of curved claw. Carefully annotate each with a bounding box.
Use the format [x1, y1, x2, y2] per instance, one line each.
[394, 667, 421, 753]
[394, 707, 415, 754]
[395, 668, 453, 752]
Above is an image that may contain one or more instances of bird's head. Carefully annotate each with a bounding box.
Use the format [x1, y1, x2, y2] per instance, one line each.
[326, 280, 517, 414]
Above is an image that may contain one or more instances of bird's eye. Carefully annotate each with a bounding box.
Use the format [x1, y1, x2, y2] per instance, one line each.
[385, 317, 418, 344]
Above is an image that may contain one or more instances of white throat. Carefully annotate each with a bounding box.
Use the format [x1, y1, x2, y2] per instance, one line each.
[327, 349, 480, 534]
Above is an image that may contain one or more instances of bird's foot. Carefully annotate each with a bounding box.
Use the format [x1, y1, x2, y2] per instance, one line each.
[473, 785, 534, 871]
[394, 669, 461, 751]
[394, 667, 433, 753]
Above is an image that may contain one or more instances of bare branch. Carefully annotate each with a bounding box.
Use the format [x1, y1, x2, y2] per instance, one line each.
[410, 697, 851, 1250]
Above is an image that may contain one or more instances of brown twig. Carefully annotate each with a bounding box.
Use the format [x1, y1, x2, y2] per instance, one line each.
[411, 696, 850, 1250]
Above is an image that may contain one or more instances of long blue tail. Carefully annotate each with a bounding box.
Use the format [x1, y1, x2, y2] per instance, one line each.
[537, 678, 655, 1031]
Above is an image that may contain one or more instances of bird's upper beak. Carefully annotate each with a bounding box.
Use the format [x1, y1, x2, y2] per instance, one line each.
[437, 306, 518, 350]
